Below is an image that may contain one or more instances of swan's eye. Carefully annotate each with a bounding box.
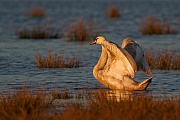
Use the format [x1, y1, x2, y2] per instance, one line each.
[95, 37, 99, 41]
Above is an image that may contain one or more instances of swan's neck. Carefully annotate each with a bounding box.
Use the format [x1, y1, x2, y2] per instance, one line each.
[93, 46, 107, 79]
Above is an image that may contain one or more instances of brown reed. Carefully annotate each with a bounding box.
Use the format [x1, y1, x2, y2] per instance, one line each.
[51, 88, 94, 100]
[0, 88, 180, 120]
[65, 18, 99, 41]
[145, 49, 180, 70]
[35, 51, 82, 68]
[75, 89, 94, 99]
[51, 89, 72, 99]
[140, 16, 177, 35]
[55, 90, 180, 120]
[27, 7, 45, 18]
[0, 88, 51, 120]
[16, 24, 60, 39]
[106, 5, 120, 18]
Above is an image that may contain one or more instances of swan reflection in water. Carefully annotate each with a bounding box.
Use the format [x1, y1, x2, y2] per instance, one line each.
[106, 90, 133, 101]
[90, 36, 153, 91]
[94, 89, 151, 102]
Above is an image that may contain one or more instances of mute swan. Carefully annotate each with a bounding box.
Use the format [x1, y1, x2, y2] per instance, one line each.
[90, 36, 152, 90]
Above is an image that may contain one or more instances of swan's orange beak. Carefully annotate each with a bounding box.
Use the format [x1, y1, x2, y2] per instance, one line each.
[90, 41, 96, 45]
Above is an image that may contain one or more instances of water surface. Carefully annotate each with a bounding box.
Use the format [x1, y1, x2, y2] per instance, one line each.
[0, 0, 180, 97]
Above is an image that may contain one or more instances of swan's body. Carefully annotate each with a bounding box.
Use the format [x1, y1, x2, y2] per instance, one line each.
[90, 36, 152, 90]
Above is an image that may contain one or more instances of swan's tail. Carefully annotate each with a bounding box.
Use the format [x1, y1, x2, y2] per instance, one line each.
[138, 76, 153, 90]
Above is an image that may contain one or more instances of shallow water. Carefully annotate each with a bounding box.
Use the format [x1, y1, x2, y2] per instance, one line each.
[0, 0, 180, 97]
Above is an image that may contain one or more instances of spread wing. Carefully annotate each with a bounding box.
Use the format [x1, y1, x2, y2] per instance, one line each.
[102, 40, 137, 78]
[121, 38, 152, 76]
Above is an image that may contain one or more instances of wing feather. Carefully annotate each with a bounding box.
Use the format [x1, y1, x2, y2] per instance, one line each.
[122, 38, 152, 76]
[102, 40, 137, 78]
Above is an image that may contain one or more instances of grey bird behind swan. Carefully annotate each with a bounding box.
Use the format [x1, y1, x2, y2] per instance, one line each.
[90, 36, 153, 90]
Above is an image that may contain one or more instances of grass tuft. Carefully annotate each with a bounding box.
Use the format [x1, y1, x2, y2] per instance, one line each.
[0, 88, 51, 120]
[106, 5, 120, 18]
[64, 18, 99, 41]
[27, 7, 45, 18]
[145, 49, 180, 70]
[15, 24, 60, 39]
[75, 89, 94, 99]
[35, 51, 82, 68]
[51, 89, 72, 99]
[140, 16, 177, 35]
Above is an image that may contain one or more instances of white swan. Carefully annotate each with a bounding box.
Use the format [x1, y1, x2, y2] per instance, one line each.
[90, 36, 153, 90]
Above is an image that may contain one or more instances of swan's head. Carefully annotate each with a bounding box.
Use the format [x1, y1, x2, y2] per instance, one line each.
[90, 36, 106, 45]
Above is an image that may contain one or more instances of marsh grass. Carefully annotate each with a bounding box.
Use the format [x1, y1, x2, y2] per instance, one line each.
[51, 88, 94, 100]
[140, 16, 177, 35]
[55, 90, 180, 120]
[65, 18, 99, 41]
[27, 7, 45, 18]
[51, 89, 72, 99]
[16, 24, 60, 39]
[75, 89, 94, 99]
[0, 88, 51, 120]
[0, 88, 180, 120]
[35, 51, 82, 68]
[106, 5, 120, 18]
[145, 49, 180, 70]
